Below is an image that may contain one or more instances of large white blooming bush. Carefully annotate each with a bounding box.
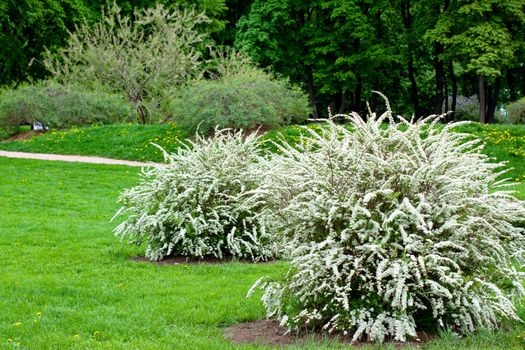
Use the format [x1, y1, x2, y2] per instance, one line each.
[250, 97, 525, 342]
[113, 130, 274, 261]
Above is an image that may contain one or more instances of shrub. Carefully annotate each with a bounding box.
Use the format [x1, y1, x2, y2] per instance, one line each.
[169, 72, 310, 134]
[113, 130, 275, 261]
[250, 95, 525, 342]
[507, 97, 525, 124]
[0, 81, 133, 136]
[44, 3, 209, 123]
[446, 95, 480, 121]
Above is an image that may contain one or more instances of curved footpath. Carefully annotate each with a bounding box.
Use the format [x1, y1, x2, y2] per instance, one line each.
[0, 150, 156, 167]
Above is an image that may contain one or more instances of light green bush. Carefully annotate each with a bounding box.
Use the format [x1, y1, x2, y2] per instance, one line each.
[445, 95, 480, 121]
[0, 81, 133, 136]
[45, 3, 209, 124]
[507, 97, 525, 124]
[169, 72, 310, 134]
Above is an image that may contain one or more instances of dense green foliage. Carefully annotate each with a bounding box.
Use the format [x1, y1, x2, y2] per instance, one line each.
[0, 81, 133, 136]
[235, 0, 525, 121]
[507, 97, 525, 125]
[170, 72, 310, 133]
[0, 0, 228, 86]
[3, 1, 525, 123]
[0, 0, 93, 85]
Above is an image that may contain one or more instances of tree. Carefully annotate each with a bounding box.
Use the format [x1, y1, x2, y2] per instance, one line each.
[0, 0, 94, 86]
[431, 0, 525, 123]
[236, 0, 404, 117]
[44, 3, 210, 124]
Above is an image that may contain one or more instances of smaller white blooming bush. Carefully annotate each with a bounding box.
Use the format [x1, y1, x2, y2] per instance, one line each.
[113, 130, 274, 261]
[250, 96, 525, 342]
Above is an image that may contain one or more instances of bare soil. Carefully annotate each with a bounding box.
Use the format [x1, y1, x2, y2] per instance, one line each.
[225, 320, 433, 348]
[131, 255, 277, 265]
[1, 130, 39, 142]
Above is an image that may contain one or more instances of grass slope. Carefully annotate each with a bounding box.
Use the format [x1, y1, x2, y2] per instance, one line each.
[1, 123, 525, 180]
[0, 124, 187, 163]
[1, 158, 525, 349]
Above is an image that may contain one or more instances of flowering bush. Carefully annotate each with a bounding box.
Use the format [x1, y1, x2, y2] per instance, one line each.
[250, 95, 525, 342]
[113, 130, 274, 261]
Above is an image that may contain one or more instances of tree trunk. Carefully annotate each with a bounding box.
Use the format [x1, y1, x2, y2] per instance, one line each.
[448, 61, 457, 121]
[444, 76, 449, 113]
[507, 70, 517, 102]
[353, 76, 363, 112]
[305, 65, 318, 118]
[433, 43, 445, 115]
[486, 77, 501, 124]
[479, 75, 486, 123]
[329, 93, 343, 116]
[338, 91, 347, 114]
[138, 104, 147, 125]
[401, 0, 420, 117]
[521, 66, 525, 98]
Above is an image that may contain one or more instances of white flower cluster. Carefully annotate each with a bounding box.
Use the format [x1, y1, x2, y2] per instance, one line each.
[113, 130, 274, 261]
[251, 97, 525, 342]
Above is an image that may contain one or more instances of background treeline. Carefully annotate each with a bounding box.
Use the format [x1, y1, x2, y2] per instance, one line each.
[2, 0, 525, 122]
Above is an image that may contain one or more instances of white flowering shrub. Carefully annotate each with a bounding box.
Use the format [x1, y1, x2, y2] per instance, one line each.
[113, 130, 274, 261]
[250, 95, 525, 342]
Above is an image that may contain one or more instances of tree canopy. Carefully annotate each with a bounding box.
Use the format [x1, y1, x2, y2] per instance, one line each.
[2, 0, 525, 122]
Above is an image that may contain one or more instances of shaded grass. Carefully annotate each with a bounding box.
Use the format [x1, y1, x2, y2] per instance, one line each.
[1, 157, 525, 349]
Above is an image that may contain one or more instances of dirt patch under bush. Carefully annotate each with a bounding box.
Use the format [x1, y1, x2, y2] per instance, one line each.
[225, 320, 432, 348]
[1, 130, 39, 142]
[131, 255, 276, 265]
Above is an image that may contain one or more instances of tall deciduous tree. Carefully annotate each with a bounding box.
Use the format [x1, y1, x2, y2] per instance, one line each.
[45, 3, 210, 123]
[236, 0, 404, 117]
[0, 0, 93, 85]
[430, 0, 525, 123]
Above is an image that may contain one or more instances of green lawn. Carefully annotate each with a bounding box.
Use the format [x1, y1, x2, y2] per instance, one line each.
[0, 124, 186, 163]
[0, 158, 285, 349]
[1, 122, 524, 183]
[1, 123, 525, 348]
[1, 157, 525, 349]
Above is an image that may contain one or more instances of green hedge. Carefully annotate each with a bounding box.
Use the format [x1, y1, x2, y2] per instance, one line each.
[0, 81, 134, 136]
[169, 73, 310, 134]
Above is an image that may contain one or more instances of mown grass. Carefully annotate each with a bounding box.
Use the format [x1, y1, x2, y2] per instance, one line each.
[0, 157, 288, 349]
[1, 158, 525, 349]
[1, 122, 525, 348]
[0, 124, 188, 163]
[1, 122, 524, 183]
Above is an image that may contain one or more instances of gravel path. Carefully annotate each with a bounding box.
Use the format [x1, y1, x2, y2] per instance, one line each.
[0, 150, 157, 167]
